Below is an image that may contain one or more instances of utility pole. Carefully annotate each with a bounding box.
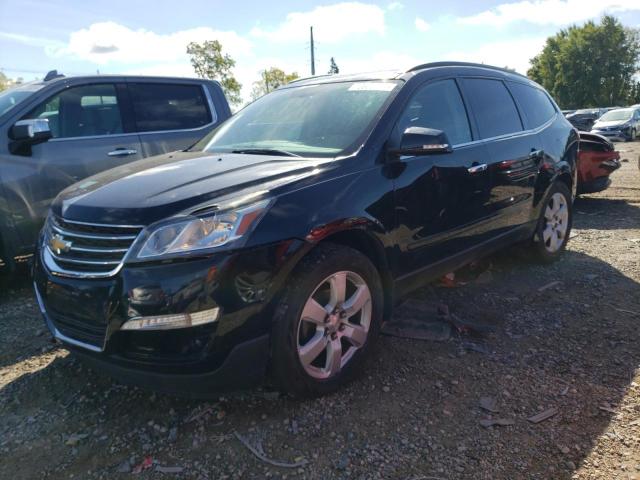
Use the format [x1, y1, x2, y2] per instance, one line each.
[310, 26, 316, 76]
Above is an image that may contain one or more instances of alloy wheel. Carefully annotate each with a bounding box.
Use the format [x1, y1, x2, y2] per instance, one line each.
[542, 192, 569, 253]
[296, 271, 372, 379]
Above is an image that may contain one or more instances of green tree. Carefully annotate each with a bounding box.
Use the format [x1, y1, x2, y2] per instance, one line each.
[629, 81, 640, 105]
[250, 67, 299, 100]
[528, 16, 640, 109]
[186, 40, 242, 106]
[328, 57, 340, 74]
[0, 71, 9, 92]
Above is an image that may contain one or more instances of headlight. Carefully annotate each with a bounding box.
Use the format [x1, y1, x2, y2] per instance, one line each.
[129, 199, 271, 260]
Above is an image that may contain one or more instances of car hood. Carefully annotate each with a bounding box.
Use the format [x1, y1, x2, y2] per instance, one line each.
[53, 150, 332, 225]
[593, 120, 628, 128]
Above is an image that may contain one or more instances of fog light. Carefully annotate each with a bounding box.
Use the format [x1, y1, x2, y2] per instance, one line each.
[121, 307, 220, 331]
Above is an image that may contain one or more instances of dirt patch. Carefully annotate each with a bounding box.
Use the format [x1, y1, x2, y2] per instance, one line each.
[1, 143, 639, 479]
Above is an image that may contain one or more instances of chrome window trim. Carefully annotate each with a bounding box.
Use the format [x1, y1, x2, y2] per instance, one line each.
[452, 112, 557, 150]
[47, 84, 218, 142]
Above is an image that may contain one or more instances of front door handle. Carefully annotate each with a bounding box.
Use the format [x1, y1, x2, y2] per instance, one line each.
[107, 148, 138, 157]
[468, 163, 488, 174]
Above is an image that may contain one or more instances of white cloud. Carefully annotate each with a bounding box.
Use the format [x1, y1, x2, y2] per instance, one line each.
[334, 50, 422, 75]
[458, 0, 640, 27]
[443, 37, 547, 74]
[250, 2, 386, 43]
[387, 2, 404, 11]
[51, 22, 252, 65]
[415, 17, 430, 32]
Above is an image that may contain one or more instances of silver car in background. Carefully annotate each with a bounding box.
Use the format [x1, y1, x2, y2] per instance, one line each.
[591, 107, 640, 142]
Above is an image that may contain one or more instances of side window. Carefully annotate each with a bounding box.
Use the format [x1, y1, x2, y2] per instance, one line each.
[128, 83, 212, 133]
[23, 84, 123, 138]
[396, 79, 472, 146]
[462, 78, 523, 139]
[508, 82, 557, 129]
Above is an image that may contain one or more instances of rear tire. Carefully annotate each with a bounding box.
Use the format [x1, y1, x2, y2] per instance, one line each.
[531, 181, 573, 263]
[270, 243, 383, 397]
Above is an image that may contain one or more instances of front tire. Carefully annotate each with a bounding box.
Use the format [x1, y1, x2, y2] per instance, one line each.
[531, 181, 573, 263]
[270, 243, 383, 397]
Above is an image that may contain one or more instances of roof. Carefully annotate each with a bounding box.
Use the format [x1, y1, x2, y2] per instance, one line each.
[284, 61, 531, 89]
[286, 69, 404, 87]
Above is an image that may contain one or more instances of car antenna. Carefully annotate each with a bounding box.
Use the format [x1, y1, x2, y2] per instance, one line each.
[44, 70, 64, 81]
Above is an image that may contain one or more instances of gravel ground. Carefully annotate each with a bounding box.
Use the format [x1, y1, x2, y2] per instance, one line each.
[1, 143, 639, 480]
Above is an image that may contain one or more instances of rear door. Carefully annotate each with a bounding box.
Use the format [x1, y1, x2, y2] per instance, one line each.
[12, 82, 143, 248]
[460, 77, 543, 233]
[392, 78, 494, 274]
[127, 81, 217, 157]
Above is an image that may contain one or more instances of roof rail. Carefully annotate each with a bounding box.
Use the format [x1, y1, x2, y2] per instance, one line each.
[407, 62, 527, 78]
[44, 70, 64, 81]
[287, 73, 333, 85]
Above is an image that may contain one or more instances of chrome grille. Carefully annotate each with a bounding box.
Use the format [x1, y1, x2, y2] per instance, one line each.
[44, 216, 143, 277]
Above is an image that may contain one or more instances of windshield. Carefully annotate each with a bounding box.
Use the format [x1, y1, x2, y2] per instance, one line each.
[0, 83, 43, 116]
[574, 109, 599, 115]
[197, 80, 401, 158]
[598, 109, 633, 122]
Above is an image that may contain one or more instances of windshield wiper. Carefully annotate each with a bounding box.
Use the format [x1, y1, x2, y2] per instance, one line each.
[231, 148, 301, 158]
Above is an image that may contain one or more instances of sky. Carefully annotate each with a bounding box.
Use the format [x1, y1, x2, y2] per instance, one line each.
[1, 0, 639, 102]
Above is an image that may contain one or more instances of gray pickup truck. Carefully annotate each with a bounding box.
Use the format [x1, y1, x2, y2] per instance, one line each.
[0, 71, 231, 270]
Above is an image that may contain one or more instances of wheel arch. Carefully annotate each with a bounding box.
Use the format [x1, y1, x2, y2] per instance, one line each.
[312, 228, 394, 322]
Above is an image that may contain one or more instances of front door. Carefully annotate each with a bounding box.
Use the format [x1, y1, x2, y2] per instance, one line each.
[391, 78, 493, 277]
[11, 82, 143, 249]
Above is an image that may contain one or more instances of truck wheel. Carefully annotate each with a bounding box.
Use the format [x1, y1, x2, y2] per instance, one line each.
[531, 182, 573, 263]
[270, 243, 383, 397]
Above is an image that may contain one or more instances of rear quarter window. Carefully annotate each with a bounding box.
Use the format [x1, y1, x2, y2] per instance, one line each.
[462, 78, 523, 139]
[128, 83, 212, 133]
[508, 82, 557, 129]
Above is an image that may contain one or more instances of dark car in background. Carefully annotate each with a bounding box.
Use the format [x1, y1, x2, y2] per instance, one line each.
[34, 62, 578, 398]
[591, 107, 640, 142]
[565, 108, 606, 131]
[0, 73, 231, 270]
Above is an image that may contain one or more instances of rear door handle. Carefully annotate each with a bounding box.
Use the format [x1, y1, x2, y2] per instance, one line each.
[107, 148, 138, 157]
[468, 163, 488, 174]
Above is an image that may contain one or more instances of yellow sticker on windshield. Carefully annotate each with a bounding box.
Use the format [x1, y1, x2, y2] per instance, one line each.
[348, 82, 396, 92]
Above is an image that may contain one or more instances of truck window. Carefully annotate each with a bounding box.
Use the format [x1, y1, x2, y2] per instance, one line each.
[128, 83, 212, 133]
[22, 84, 123, 138]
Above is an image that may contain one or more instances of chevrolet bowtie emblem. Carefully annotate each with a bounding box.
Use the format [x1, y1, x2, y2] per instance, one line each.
[49, 234, 72, 255]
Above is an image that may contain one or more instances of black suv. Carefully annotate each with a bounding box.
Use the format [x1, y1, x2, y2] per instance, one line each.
[34, 62, 578, 397]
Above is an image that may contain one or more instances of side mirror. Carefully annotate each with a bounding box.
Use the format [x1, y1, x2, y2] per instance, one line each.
[9, 119, 52, 155]
[393, 127, 452, 156]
